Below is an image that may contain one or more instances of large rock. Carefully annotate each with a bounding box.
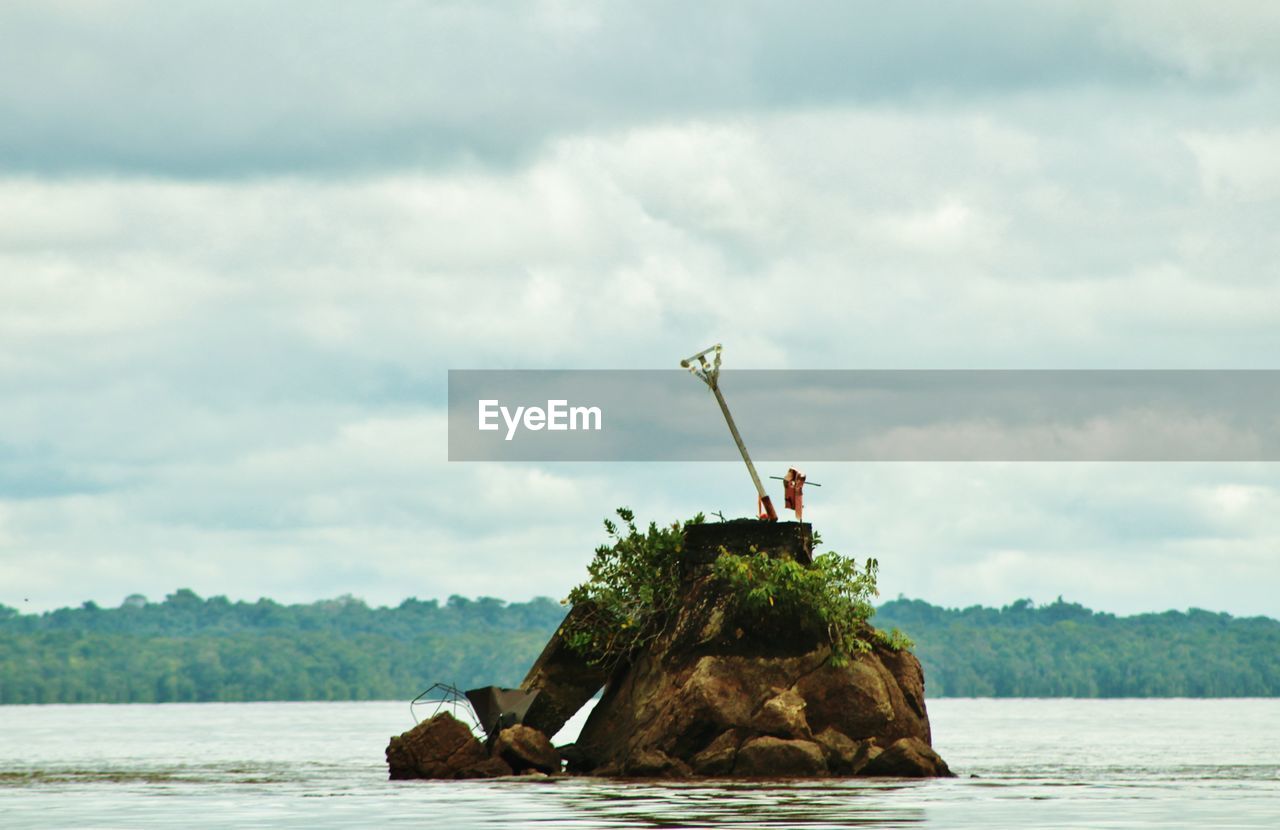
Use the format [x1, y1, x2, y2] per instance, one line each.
[814, 728, 882, 775]
[734, 736, 827, 777]
[622, 749, 692, 778]
[689, 729, 745, 776]
[569, 522, 949, 778]
[386, 713, 512, 780]
[862, 737, 954, 778]
[492, 724, 561, 775]
[795, 650, 930, 744]
[574, 616, 937, 776]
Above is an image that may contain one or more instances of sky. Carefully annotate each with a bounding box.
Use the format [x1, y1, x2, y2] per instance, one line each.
[2, 1, 1278, 616]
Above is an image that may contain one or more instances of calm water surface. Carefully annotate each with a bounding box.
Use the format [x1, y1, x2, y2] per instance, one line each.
[1, 699, 1277, 828]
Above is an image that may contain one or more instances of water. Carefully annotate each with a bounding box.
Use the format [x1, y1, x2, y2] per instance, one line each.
[1, 699, 1277, 828]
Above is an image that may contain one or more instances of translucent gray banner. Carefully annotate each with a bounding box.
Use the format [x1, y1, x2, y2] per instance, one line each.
[447, 370, 1280, 461]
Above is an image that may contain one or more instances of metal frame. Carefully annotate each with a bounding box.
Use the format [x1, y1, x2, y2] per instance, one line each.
[409, 682, 482, 733]
[681, 343, 778, 521]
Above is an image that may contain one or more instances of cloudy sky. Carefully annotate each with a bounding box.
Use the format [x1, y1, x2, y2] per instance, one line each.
[2, 1, 1278, 616]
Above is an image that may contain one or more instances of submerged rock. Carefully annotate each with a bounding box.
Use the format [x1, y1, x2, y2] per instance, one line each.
[622, 748, 692, 778]
[862, 737, 954, 778]
[386, 713, 512, 780]
[689, 729, 745, 776]
[493, 724, 561, 775]
[814, 728, 880, 775]
[734, 736, 827, 777]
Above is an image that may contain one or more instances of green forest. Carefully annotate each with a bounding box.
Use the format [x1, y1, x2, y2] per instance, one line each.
[0, 591, 565, 704]
[874, 597, 1280, 697]
[1, 591, 1277, 703]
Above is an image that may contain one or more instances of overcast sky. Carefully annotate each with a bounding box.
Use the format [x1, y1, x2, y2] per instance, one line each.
[2, 1, 1278, 616]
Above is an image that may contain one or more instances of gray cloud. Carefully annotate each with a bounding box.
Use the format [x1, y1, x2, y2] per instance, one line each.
[0, 0, 1240, 176]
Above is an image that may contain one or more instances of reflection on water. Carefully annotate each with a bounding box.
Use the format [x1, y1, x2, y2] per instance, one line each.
[542, 779, 928, 828]
[1, 699, 1278, 829]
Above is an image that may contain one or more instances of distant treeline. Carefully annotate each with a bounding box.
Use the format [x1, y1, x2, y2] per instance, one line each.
[875, 597, 1280, 697]
[1, 591, 1277, 704]
[0, 591, 565, 704]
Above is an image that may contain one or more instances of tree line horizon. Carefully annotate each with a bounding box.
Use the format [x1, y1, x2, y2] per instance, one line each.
[1, 590, 1276, 704]
[9, 588, 1272, 620]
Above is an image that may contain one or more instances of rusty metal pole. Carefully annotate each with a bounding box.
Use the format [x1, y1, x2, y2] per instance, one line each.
[681, 344, 778, 521]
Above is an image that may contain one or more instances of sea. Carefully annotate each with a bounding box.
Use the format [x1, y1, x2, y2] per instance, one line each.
[1, 698, 1277, 829]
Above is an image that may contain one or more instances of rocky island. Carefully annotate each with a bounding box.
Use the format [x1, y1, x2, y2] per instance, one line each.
[387, 514, 951, 779]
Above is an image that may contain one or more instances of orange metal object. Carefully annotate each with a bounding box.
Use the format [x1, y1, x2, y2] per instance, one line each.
[782, 468, 806, 520]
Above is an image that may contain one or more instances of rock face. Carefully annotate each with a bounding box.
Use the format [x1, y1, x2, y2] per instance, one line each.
[571, 522, 951, 778]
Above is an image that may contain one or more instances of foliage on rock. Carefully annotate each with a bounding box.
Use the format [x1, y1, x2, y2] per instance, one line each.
[561, 508, 911, 670]
[874, 625, 915, 652]
[710, 547, 896, 664]
[561, 508, 704, 669]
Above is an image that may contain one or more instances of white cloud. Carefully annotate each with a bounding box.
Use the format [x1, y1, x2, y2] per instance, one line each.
[1185, 128, 1280, 201]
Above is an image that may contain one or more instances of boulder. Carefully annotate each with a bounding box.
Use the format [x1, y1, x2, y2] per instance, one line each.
[492, 724, 561, 775]
[734, 736, 828, 777]
[814, 728, 880, 775]
[862, 737, 954, 778]
[462, 756, 517, 779]
[624, 749, 692, 778]
[753, 688, 811, 738]
[794, 653, 929, 744]
[386, 713, 511, 780]
[690, 729, 746, 776]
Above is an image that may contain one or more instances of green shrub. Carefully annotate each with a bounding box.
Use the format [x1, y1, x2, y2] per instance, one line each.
[874, 626, 915, 652]
[561, 508, 704, 670]
[562, 508, 908, 669]
[711, 548, 901, 664]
